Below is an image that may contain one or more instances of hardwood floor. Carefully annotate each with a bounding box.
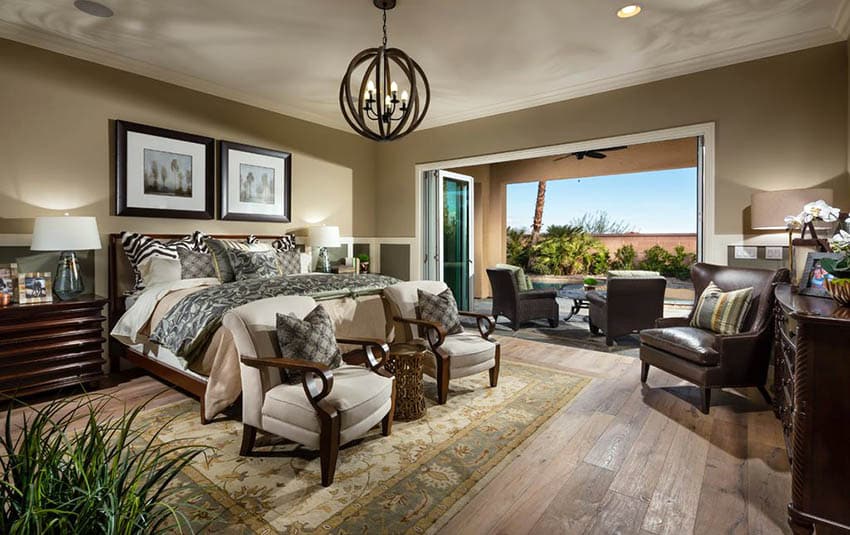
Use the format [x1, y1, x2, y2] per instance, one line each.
[5, 337, 791, 534]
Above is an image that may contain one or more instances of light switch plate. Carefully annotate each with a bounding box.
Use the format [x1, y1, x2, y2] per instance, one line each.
[765, 247, 784, 260]
[734, 246, 758, 260]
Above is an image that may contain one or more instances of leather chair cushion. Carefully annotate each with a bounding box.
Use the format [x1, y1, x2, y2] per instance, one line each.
[262, 364, 393, 432]
[640, 327, 720, 366]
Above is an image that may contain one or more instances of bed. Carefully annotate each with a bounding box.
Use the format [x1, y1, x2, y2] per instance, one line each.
[107, 233, 398, 423]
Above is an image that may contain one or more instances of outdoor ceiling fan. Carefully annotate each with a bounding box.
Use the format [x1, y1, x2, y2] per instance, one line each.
[554, 146, 628, 161]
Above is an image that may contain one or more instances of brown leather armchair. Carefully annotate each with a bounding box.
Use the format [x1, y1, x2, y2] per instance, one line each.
[587, 275, 667, 346]
[486, 268, 559, 330]
[639, 263, 790, 414]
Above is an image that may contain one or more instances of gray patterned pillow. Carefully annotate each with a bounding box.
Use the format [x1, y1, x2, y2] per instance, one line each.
[205, 237, 272, 283]
[276, 305, 341, 384]
[417, 288, 463, 335]
[177, 249, 216, 279]
[276, 250, 300, 275]
[227, 249, 282, 281]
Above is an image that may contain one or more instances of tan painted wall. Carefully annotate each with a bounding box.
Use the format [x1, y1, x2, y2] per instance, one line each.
[0, 39, 378, 297]
[376, 43, 850, 244]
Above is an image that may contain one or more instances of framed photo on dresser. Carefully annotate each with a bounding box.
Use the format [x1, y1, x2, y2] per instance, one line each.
[219, 141, 291, 222]
[115, 120, 215, 219]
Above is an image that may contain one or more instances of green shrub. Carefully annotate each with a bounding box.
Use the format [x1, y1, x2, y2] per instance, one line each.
[506, 227, 531, 269]
[638, 244, 696, 280]
[612, 244, 637, 270]
[0, 395, 211, 534]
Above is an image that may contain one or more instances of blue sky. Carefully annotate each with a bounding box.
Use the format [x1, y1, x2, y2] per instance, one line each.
[506, 167, 698, 233]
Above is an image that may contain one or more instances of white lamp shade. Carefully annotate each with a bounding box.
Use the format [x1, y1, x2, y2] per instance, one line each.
[308, 225, 341, 248]
[750, 188, 834, 230]
[31, 216, 102, 251]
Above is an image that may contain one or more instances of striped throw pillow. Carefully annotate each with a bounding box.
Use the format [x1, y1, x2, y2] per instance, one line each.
[121, 231, 209, 292]
[690, 282, 753, 335]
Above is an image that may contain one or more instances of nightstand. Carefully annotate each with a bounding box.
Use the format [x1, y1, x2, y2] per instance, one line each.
[0, 295, 108, 398]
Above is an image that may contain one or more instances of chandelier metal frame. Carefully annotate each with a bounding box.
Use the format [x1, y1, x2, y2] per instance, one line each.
[339, 0, 430, 141]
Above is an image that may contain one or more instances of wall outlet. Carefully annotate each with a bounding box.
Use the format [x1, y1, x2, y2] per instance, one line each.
[734, 246, 758, 260]
[765, 247, 784, 260]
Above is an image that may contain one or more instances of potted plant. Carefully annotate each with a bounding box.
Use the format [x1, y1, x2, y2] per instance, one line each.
[357, 253, 370, 274]
[0, 395, 210, 533]
[822, 229, 850, 306]
[583, 277, 598, 291]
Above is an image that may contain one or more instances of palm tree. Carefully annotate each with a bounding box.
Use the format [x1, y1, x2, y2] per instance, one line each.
[530, 180, 547, 246]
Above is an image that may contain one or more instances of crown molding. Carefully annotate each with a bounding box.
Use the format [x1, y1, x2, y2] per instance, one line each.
[420, 27, 844, 130]
[832, 0, 850, 38]
[0, 19, 844, 134]
[0, 20, 351, 133]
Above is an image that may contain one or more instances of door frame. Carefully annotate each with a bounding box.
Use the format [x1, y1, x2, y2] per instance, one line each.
[428, 170, 474, 308]
[414, 122, 716, 281]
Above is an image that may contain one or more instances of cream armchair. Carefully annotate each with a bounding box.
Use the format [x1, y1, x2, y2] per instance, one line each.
[383, 281, 499, 404]
[222, 295, 396, 487]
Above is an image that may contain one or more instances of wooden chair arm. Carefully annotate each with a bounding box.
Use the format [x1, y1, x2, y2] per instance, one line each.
[336, 336, 390, 374]
[240, 356, 334, 405]
[393, 316, 446, 349]
[458, 311, 495, 339]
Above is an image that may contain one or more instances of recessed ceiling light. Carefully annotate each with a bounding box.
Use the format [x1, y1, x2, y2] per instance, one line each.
[617, 4, 642, 18]
[73, 0, 114, 18]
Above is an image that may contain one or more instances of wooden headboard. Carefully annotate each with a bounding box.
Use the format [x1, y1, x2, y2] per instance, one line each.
[107, 233, 288, 331]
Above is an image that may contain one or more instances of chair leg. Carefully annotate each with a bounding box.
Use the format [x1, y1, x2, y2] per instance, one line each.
[757, 385, 773, 406]
[699, 388, 711, 414]
[382, 382, 397, 436]
[435, 352, 450, 404]
[640, 362, 649, 384]
[511, 319, 520, 331]
[319, 410, 341, 487]
[199, 398, 210, 425]
[240, 424, 257, 456]
[548, 317, 559, 328]
[605, 335, 614, 347]
[489, 344, 501, 388]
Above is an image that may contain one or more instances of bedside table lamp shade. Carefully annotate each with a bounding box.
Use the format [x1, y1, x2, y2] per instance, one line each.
[309, 226, 340, 273]
[751, 188, 834, 230]
[31, 216, 102, 300]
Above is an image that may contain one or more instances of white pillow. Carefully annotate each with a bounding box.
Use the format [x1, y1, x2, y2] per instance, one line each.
[138, 256, 182, 287]
[299, 253, 312, 274]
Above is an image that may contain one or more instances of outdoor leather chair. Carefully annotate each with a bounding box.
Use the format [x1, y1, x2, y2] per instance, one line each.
[383, 280, 499, 404]
[223, 295, 396, 487]
[587, 271, 667, 346]
[486, 268, 559, 330]
[639, 263, 790, 414]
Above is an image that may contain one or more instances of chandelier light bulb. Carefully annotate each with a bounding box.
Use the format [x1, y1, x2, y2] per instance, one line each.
[390, 81, 398, 94]
[366, 79, 376, 94]
[401, 90, 409, 102]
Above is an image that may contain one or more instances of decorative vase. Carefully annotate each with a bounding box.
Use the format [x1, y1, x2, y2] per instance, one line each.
[360, 262, 369, 274]
[824, 278, 850, 306]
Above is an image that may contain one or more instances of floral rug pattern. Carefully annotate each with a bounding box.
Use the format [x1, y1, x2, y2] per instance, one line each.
[140, 362, 589, 534]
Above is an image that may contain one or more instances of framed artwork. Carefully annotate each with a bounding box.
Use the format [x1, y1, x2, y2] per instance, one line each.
[0, 263, 17, 300]
[219, 140, 292, 222]
[791, 237, 828, 286]
[116, 120, 215, 219]
[798, 252, 842, 298]
[18, 272, 52, 304]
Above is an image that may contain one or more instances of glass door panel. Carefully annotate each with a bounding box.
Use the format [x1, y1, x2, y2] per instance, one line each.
[443, 177, 470, 310]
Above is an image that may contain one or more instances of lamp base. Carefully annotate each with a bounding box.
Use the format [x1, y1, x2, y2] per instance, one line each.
[316, 247, 332, 273]
[54, 251, 85, 301]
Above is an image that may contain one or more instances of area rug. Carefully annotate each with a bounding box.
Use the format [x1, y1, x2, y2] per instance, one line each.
[139, 362, 589, 534]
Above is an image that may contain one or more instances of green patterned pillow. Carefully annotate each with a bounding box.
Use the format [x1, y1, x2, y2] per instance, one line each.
[227, 249, 282, 281]
[495, 263, 532, 291]
[690, 282, 753, 335]
[205, 237, 271, 283]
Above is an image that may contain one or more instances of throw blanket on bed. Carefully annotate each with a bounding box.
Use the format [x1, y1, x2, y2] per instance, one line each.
[150, 273, 399, 363]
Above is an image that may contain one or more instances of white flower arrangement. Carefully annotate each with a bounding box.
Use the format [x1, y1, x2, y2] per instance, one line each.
[784, 200, 841, 230]
[830, 228, 850, 253]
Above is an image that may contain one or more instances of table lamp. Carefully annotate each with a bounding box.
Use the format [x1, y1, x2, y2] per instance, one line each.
[309, 225, 340, 273]
[30, 216, 102, 300]
[751, 188, 834, 231]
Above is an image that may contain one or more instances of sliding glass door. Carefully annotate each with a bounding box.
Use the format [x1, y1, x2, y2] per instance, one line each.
[422, 170, 474, 310]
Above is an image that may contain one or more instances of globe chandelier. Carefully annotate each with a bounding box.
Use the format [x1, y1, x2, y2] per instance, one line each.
[339, 0, 430, 141]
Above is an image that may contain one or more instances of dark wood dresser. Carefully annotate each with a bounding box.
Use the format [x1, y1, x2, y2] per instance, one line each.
[774, 284, 850, 534]
[0, 295, 107, 398]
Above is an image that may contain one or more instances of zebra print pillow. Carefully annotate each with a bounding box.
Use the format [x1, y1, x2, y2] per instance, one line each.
[121, 231, 209, 292]
[272, 234, 296, 251]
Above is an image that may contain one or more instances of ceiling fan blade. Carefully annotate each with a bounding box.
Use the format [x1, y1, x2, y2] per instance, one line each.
[600, 146, 628, 152]
[553, 155, 571, 162]
[585, 151, 606, 159]
[576, 153, 585, 160]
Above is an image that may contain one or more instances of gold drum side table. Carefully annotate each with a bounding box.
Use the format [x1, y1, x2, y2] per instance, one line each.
[386, 342, 429, 421]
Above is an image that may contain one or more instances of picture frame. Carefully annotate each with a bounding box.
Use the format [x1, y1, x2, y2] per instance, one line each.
[798, 252, 842, 298]
[219, 140, 292, 222]
[791, 237, 829, 286]
[115, 120, 215, 219]
[0, 263, 18, 301]
[17, 272, 53, 304]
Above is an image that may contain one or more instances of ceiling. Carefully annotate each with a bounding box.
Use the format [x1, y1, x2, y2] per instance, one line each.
[1, 0, 848, 133]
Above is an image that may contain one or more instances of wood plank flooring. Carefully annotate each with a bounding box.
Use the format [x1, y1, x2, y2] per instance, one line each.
[5, 336, 791, 534]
